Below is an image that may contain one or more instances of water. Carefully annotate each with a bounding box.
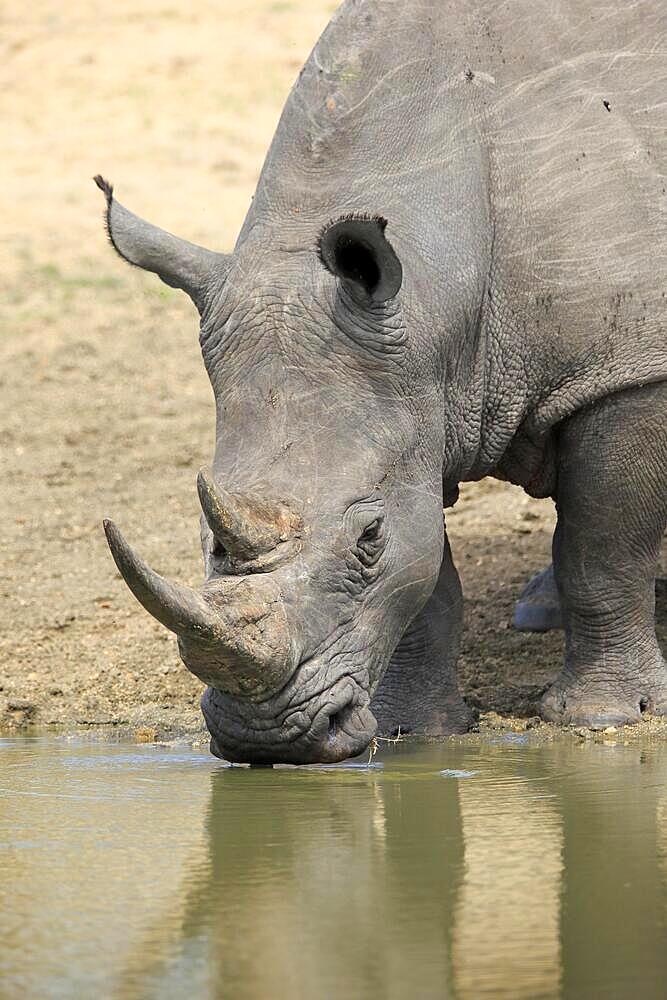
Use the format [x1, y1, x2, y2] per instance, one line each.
[1, 734, 666, 1000]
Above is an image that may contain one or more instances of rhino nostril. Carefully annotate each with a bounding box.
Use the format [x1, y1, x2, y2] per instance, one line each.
[211, 537, 227, 559]
[327, 693, 358, 744]
[328, 711, 340, 741]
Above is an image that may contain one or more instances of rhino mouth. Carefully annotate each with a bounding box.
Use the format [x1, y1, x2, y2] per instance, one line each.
[203, 672, 377, 765]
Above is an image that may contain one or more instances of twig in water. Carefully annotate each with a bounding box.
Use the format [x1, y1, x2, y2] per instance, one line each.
[366, 727, 404, 764]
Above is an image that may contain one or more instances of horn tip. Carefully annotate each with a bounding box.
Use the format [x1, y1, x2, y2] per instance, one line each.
[197, 467, 213, 493]
[197, 468, 225, 510]
[103, 519, 129, 566]
[102, 517, 117, 540]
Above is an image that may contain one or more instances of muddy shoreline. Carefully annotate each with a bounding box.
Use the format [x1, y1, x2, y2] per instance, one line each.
[4, 711, 667, 755]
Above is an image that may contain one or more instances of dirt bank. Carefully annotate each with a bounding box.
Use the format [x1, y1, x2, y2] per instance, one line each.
[1, 0, 664, 740]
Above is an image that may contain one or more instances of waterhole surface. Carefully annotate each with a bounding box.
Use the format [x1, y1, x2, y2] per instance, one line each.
[1, 734, 666, 999]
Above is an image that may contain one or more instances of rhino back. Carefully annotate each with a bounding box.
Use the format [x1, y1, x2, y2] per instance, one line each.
[240, 0, 665, 429]
[476, 0, 666, 428]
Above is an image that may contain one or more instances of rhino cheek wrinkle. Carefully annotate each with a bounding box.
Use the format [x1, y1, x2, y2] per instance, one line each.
[98, 0, 666, 763]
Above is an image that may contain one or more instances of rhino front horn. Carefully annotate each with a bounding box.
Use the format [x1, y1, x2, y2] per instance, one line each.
[103, 519, 295, 699]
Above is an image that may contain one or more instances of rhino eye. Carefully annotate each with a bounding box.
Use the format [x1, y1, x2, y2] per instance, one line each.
[358, 519, 382, 545]
[355, 518, 385, 568]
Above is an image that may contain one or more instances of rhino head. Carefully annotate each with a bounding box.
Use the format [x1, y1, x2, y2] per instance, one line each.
[96, 175, 451, 764]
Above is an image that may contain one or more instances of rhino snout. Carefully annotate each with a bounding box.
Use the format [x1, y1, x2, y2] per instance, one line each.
[203, 677, 378, 765]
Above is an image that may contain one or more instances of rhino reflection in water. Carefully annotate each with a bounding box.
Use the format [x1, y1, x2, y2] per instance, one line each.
[100, 0, 666, 763]
[113, 767, 459, 998]
[113, 746, 667, 999]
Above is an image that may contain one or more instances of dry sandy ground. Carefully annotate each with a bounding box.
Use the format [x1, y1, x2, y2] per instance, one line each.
[1, 0, 664, 739]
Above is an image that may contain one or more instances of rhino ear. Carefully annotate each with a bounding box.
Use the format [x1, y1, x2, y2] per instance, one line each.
[94, 175, 227, 314]
[317, 214, 402, 304]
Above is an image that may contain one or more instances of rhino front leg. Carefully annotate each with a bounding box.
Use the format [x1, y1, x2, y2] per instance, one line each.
[371, 531, 474, 737]
[541, 381, 667, 728]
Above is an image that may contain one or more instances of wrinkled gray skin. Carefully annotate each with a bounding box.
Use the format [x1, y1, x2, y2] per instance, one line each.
[99, 0, 666, 763]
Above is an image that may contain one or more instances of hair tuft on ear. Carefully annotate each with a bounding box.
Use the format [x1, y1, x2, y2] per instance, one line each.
[316, 213, 387, 262]
[92, 175, 229, 314]
[93, 174, 114, 204]
[94, 174, 133, 268]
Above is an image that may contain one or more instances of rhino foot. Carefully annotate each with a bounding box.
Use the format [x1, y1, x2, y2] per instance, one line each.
[540, 658, 667, 729]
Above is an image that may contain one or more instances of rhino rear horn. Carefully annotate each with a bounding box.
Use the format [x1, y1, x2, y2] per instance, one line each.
[94, 175, 227, 313]
[197, 469, 297, 562]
